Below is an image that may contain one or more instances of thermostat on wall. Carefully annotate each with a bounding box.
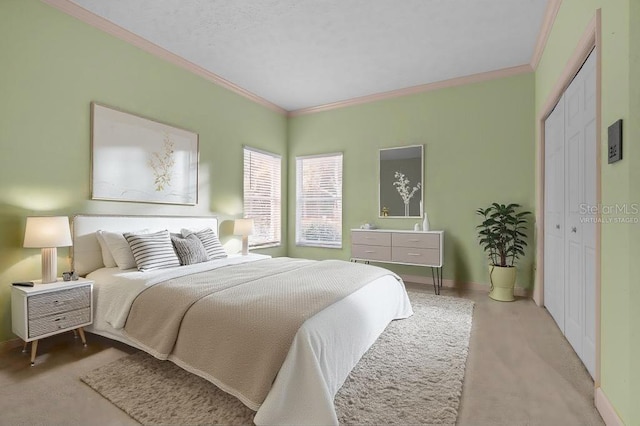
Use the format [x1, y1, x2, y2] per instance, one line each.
[608, 119, 623, 164]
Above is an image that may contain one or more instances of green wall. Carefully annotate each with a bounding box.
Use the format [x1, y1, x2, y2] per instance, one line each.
[0, 1, 288, 343]
[535, 0, 636, 423]
[288, 73, 536, 289]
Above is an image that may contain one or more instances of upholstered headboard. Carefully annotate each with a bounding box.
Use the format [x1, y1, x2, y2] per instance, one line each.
[72, 214, 219, 276]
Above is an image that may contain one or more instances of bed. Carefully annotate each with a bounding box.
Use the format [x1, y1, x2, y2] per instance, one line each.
[72, 214, 413, 425]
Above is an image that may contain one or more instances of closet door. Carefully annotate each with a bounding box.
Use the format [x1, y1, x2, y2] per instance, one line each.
[544, 98, 565, 330]
[563, 50, 596, 377]
[544, 49, 596, 378]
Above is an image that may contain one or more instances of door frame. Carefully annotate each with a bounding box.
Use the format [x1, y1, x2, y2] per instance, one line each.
[534, 10, 602, 385]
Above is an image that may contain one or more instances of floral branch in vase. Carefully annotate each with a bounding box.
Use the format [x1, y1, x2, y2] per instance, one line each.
[393, 171, 421, 216]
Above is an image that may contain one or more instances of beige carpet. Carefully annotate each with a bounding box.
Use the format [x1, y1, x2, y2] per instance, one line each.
[81, 291, 474, 425]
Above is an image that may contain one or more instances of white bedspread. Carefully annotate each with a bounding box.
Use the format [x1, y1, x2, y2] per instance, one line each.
[87, 255, 413, 425]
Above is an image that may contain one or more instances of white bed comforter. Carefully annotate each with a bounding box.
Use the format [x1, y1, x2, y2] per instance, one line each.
[87, 254, 413, 425]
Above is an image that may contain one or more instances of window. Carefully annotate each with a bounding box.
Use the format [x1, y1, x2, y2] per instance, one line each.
[296, 153, 343, 248]
[243, 147, 281, 247]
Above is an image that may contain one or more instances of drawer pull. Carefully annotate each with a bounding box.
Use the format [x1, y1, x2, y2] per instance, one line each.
[54, 317, 66, 321]
[408, 239, 420, 242]
[407, 253, 421, 256]
[365, 250, 375, 253]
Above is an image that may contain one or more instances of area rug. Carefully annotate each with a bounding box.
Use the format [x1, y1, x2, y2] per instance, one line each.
[81, 290, 474, 425]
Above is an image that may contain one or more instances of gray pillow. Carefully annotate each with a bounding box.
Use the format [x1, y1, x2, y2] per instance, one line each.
[171, 234, 208, 265]
[181, 228, 227, 260]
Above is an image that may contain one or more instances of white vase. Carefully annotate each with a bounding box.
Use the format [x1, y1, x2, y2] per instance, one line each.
[422, 212, 430, 232]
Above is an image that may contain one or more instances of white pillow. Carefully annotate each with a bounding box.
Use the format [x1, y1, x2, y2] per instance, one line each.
[95, 231, 117, 268]
[99, 229, 148, 270]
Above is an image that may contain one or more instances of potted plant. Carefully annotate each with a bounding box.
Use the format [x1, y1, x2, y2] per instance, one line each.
[476, 203, 531, 301]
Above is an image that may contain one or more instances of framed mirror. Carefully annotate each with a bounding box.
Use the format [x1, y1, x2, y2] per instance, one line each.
[379, 145, 423, 218]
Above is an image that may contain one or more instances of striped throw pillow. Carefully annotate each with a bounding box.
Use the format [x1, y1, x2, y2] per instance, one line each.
[181, 228, 227, 260]
[171, 234, 208, 265]
[124, 230, 180, 271]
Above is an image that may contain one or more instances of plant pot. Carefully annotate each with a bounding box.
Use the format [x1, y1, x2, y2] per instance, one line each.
[488, 265, 516, 302]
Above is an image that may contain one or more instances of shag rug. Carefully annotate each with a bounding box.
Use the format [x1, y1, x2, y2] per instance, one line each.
[81, 290, 474, 425]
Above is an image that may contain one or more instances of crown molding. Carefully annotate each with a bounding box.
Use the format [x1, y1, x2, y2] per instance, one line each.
[40, 0, 287, 116]
[288, 64, 533, 117]
[530, 0, 563, 70]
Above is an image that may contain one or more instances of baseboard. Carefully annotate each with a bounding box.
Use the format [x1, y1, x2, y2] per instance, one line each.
[0, 338, 22, 354]
[400, 274, 532, 297]
[595, 387, 624, 426]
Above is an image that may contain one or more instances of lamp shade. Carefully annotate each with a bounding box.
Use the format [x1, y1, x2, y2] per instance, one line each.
[233, 218, 255, 236]
[24, 216, 72, 248]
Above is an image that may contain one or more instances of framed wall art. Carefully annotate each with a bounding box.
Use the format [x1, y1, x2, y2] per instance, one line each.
[91, 102, 199, 205]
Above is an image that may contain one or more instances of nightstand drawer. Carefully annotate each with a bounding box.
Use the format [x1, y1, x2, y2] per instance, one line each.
[28, 286, 91, 319]
[28, 307, 91, 339]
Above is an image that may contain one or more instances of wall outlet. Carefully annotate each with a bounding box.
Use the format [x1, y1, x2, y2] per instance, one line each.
[608, 119, 623, 163]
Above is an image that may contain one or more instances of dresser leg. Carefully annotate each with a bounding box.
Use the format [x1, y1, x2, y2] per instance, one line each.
[77, 328, 87, 347]
[431, 268, 438, 295]
[30, 340, 38, 366]
[22, 341, 28, 353]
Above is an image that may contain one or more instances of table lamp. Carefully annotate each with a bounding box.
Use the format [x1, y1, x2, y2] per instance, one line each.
[23, 216, 72, 284]
[233, 218, 254, 256]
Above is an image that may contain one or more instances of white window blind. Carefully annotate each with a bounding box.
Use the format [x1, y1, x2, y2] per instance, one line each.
[296, 153, 343, 248]
[243, 147, 281, 247]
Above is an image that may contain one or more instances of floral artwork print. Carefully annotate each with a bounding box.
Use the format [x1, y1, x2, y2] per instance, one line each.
[91, 103, 198, 205]
[149, 133, 176, 192]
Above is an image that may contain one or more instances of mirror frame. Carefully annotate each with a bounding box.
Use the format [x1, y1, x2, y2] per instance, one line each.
[378, 144, 424, 218]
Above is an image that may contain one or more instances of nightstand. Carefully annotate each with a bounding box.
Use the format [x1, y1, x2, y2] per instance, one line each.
[11, 279, 94, 366]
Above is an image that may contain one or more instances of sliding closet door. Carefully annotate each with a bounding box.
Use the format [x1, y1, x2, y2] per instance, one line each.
[544, 98, 565, 330]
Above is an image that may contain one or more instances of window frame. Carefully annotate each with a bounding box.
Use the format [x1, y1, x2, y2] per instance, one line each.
[243, 146, 282, 249]
[295, 152, 343, 249]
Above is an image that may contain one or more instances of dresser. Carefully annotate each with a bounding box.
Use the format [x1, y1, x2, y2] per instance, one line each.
[351, 229, 444, 294]
[11, 279, 93, 365]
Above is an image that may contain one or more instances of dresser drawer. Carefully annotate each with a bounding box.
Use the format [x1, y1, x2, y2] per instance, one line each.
[392, 232, 440, 249]
[351, 244, 391, 262]
[392, 247, 440, 266]
[351, 231, 391, 246]
[28, 307, 91, 339]
[28, 286, 91, 320]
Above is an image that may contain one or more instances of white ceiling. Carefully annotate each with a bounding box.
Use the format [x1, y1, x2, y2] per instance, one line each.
[69, 0, 547, 112]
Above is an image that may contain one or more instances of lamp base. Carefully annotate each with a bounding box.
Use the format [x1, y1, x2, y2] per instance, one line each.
[41, 247, 58, 284]
[241, 236, 249, 256]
